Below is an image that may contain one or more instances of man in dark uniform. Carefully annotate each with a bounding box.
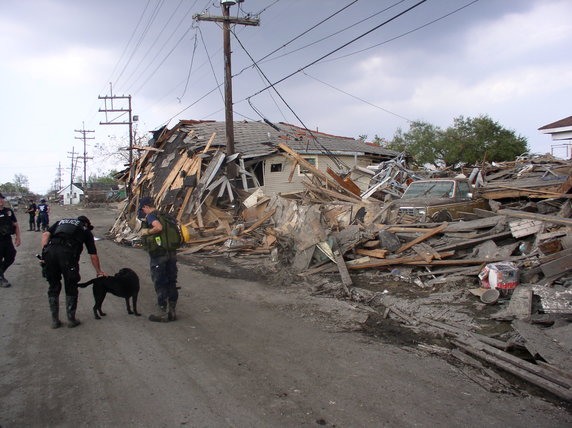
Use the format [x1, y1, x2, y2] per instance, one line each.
[36, 199, 49, 232]
[0, 193, 21, 288]
[41, 216, 107, 328]
[26, 199, 37, 231]
[139, 196, 179, 322]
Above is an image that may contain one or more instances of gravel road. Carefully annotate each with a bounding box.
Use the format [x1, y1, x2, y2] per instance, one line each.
[0, 203, 570, 427]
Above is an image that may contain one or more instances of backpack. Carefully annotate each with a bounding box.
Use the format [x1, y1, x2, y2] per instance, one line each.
[142, 211, 185, 255]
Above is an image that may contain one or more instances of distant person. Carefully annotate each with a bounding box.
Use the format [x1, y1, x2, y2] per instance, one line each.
[138, 196, 179, 322]
[0, 193, 21, 288]
[41, 216, 107, 328]
[36, 199, 49, 232]
[26, 199, 37, 231]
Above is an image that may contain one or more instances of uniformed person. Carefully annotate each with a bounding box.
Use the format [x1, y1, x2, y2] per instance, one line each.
[41, 216, 106, 328]
[0, 193, 21, 288]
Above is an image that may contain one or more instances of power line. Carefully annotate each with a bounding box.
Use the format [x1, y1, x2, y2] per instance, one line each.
[328, 0, 481, 63]
[247, 0, 428, 100]
[198, 26, 225, 104]
[302, 71, 412, 122]
[259, 0, 406, 66]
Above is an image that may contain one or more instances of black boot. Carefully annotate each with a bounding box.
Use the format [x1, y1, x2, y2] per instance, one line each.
[149, 305, 169, 322]
[49, 296, 62, 329]
[167, 301, 177, 321]
[66, 296, 81, 328]
[0, 268, 10, 288]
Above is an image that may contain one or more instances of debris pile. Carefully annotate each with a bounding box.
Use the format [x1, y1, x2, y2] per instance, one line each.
[109, 126, 572, 401]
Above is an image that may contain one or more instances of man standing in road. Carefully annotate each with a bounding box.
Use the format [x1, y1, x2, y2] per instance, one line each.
[139, 196, 179, 322]
[0, 193, 21, 288]
[36, 199, 50, 232]
[26, 199, 37, 231]
[41, 215, 107, 328]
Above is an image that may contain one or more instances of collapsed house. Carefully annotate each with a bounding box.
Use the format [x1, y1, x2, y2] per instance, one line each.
[109, 119, 572, 402]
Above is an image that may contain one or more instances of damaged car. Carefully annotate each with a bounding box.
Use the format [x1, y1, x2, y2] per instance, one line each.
[387, 178, 489, 223]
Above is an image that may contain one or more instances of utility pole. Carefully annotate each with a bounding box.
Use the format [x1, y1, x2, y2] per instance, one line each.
[194, 1, 259, 178]
[74, 122, 95, 191]
[99, 83, 134, 197]
[67, 147, 78, 205]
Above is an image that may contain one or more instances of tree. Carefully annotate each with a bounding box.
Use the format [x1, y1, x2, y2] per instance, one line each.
[0, 174, 31, 195]
[387, 115, 529, 167]
[88, 171, 119, 184]
[386, 121, 442, 165]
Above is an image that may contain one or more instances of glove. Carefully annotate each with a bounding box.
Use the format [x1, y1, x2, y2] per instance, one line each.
[140, 229, 152, 236]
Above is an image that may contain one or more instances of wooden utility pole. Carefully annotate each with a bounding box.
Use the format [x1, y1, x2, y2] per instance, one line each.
[74, 121, 94, 190]
[99, 83, 134, 197]
[194, 1, 259, 178]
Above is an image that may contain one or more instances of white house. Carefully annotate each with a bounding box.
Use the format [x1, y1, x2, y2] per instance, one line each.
[58, 183, 84, 205]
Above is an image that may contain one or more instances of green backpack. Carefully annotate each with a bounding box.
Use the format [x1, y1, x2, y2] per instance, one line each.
[142, 211, 183, 255]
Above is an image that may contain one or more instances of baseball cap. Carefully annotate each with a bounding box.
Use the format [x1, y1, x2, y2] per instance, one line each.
[77, 215, 94, 230]
[139, 196, 153, 209]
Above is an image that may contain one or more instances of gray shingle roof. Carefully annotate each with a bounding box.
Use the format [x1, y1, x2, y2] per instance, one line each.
[169, 120, 397, 159]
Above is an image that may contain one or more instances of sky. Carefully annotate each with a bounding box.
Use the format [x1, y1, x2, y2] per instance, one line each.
[1, 0, 571, 194]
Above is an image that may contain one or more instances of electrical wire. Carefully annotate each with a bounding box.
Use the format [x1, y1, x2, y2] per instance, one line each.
[120, 0, 188, 91]
[178, 30, 199, 101]
[328, 0, 481, 63]
[260, 0, 406, 65]
[115, 0, 167, 88]
[233, 30, 347, 171]
[247, 0, 428, 100]
[126, 1, 199, 94]
[302, 71, 412, 122]
[198, 26, 225, 104]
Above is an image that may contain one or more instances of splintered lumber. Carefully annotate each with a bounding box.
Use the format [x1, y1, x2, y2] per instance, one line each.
[435, 231, 513, 252]
[240, 208, 276, 235]
[355, 249, 388, 259]
[454, 338, 572, 401]
[396, 223, 447, 254]
[333, 249, 352, 291]
[347, 251, 455, 270]
[498, 209, 572, 227]
[512, 320, 571, 372]
[326, 167, 362, 196]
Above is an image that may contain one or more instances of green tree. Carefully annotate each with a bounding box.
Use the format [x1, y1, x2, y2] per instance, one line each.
[0, 174, 30, 195]
[388, 115, 528, 167]
[386, 121, 442, 165]
[88, 170, 119, 184]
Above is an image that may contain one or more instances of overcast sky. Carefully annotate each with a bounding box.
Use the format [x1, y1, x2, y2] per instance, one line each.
[1, 0, 571, 194]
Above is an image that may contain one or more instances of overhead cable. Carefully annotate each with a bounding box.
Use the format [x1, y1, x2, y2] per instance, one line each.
[328, 0, 481, 62]
[247, 0, 428, 100]
[302, 71, 412, 123]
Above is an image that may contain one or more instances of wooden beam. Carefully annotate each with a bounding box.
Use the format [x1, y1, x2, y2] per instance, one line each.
[396, 223, 447, 254]
[498, 209, 572, 226]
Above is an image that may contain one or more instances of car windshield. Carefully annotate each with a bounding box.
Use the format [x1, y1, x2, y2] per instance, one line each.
[402, 181, 454, 199]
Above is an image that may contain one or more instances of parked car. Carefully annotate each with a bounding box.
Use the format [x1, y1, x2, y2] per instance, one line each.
[387, 178, 489, 223]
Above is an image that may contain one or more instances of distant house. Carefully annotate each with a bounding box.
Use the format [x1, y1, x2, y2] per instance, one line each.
[84, 182, 119, 203]
[539, 116, 572, 158]
[143, 120, 398, 196]
[58, 183, 84, 205]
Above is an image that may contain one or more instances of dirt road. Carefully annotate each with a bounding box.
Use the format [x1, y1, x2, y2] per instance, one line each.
[0, 204, 570, 427]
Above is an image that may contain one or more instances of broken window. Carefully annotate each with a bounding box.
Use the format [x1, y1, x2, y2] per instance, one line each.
[270, 163, 283, 173]
[299, 157, 317, 175]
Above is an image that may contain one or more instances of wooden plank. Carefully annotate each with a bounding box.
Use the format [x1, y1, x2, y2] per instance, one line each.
[540, 254, 572, 278]
[436, 231, 512, 252]
[411, 244, 434, 263]
[240, 208, 276, 235]
[333, 250, 353, 290]
[347, 251, 455, 270]
[396, 223, 447, 254]
[355, 249, 388, 259]
[509, 219, 543, 238]
[455, 340, 572, 401]
[512, 320, 571, 371]
[326, 167, 361, 196]
[498, 209, 572, 227]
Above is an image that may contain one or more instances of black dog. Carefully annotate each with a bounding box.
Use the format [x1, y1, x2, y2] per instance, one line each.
[78, 268, 140, 319]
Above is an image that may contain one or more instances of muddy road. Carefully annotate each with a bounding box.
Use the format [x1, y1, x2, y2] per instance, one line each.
[0, 204, 570, 427]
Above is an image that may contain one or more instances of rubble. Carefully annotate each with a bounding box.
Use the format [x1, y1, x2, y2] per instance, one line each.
[109, 125, 572, 403]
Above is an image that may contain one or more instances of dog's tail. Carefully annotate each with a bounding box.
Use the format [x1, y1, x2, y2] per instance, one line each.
[77, 279, 96, 288]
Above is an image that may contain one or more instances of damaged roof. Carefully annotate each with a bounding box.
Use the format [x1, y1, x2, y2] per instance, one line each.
[153, 120, 398, 159]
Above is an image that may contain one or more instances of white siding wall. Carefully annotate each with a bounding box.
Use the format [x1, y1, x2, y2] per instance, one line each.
[260, 154, 374, 196]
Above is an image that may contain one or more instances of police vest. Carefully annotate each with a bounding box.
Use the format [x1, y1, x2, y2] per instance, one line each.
[0, 208, 15, 237]
[50, 219, 85, 247]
